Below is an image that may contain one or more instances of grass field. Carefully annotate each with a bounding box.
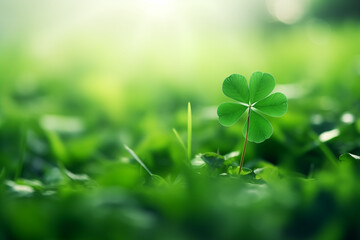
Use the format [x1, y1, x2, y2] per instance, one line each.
[1, 1, 360, 239]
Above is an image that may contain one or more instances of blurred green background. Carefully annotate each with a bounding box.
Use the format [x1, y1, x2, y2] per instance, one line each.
[0, 0, 360, 239]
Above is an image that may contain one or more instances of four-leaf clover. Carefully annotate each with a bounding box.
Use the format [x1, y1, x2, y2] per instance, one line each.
[217, 72, 288, 143]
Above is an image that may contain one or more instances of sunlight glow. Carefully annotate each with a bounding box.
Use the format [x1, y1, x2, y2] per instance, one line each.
[267, 0, 306, 24]
[341, 113, 355, 124]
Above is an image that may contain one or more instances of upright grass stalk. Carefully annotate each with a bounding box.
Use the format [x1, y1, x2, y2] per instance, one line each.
[172, 102, 192, 163]
[239, 106, 251, 174]
[187, 102, 192, 161]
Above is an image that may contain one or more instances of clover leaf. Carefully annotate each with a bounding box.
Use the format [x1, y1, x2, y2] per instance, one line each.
[217, 72, 287, 173]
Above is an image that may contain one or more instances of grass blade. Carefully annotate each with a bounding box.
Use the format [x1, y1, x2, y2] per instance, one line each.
[187, 102, 192, 161]
[124, 144, 153, 176]
[45, 131, 68, 180]
[172, 128, 187, 152]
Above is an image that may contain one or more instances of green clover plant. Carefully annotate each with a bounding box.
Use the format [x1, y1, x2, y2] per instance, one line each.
[217, 72, 288, 173]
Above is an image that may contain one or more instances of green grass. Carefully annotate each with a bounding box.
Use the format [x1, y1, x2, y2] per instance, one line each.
[187, 102, 192, 162]
[0, 17, 360, 240]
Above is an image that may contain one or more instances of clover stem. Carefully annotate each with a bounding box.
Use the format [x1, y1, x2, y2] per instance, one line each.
[239, 106, 251, 174]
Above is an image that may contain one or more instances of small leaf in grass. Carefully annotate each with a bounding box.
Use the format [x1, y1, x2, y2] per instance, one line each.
[200, 152, 225, 168]
[227, 166, 238, 175]
[228, 166, 252, 175]
[224, 151, 240, 166]
[240, 167, 253, 175]
[254, 166, 280, 182]
[339, 153, 360, 162]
